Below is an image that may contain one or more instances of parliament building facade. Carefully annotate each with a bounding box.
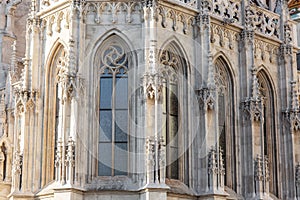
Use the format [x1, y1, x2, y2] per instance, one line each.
[0, 0, 300, 199]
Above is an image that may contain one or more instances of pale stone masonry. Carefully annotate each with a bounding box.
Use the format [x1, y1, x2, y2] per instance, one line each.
[0, 0, 300, 199]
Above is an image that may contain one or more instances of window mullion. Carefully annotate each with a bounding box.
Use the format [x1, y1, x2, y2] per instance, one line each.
[111, 71, 116, 176]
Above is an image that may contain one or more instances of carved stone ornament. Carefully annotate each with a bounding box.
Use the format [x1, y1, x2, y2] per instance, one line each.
[208, 146, 225, 191]
[284, 81, 300, 132]
[14, 90, 39, 114]
[81, 2, 142, 24]
[56, 50, 84, 102]
[284, 22, 292, 44]
[44, 9, 71, 36]
[141, 72, 163, 101]
[254, 155, 270, 196]
[241, 98, 264, 122]
[145, 136, 165, 184]
[196, 88, 215, 111]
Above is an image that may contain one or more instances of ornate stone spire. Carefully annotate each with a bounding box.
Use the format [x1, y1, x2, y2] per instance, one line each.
[10, 41, 17, 72]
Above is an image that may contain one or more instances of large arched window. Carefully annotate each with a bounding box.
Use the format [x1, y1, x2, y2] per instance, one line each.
[215, 57, 236, 190]
[159, 42, 188, 183]
[43, 45, 67, 184]
[97, 35, 129, 176]
[257, 70, 278, 196]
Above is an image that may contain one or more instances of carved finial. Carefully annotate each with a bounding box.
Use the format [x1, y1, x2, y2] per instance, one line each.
[290, 81, 299, 110]
[251, 68, 261, 100]
[144, 0, 157, 8]
[30, 0, 36, 17]
[207, 51, 216, 89]
[284, 23, 292, 44]
[10, 40, 17, 72]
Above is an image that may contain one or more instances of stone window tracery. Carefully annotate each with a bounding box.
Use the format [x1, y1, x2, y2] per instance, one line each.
[215, 57, 236, 190]
[98, 36, 129, 176]
[257, 71, 278, 197]
[159, 44, 187, 183]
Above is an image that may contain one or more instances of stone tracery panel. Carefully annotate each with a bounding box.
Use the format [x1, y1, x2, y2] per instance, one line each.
[246, 4, 280, 39]
[201, 0, 241, 24]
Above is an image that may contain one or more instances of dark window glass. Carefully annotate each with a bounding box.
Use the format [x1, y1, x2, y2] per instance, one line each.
[98, 42, 129, 176]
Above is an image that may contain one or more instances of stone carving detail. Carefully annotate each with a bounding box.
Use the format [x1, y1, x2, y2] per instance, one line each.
[82, 2, 142, 24]
[12, 150, 22, 191]
[208, 147, 225, 192]
[197, 53, 217, 111]
[215, 60, 228, 93]
[157, 6, 194, 35]
[254, 155, 270, 198]
[212, 0, 241, 23]
[55, 138, 63, 182]
[159, 49, 179, 82]
[279, 22, 293, 58]
[0, 90, 7, 138]
[197, 88, 215, 111]
[145, 136, 165, 184]
[254, 39, 279, 63]
[65, 137, 75, 184]
[15, 90, 39, 114]
[44, 9, 71, 36]
[55, 137, 75, 184]
[100, 44, 128, 73]
[284, 23, 292, 44]
[200, 0, 241, 24]
[245, 4, 280, 39]
[210, 24, 239, 49]
[173, 0, 197, 8]
[241, 69, 264, 122]
[56, 49, 84, 102]
[141, 73, 163, 100]
[284, 81, 300, 132]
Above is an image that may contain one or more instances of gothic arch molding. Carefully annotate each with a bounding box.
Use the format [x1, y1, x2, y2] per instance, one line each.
[213, 55, 237, 191]
[44, 39, 68, 86]
[256, 68, 280, 197]
[213, 51, 237, 83]
[256, 66, 278, 98]
[90, 29, 137, 72]
[90, 32, 136, 179]
[159, 36, 190, 76]
[42, 42, 68, 187]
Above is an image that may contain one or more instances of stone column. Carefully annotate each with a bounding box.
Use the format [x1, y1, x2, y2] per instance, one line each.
[241, 67, 271, 199]
[140, 1, 169, 199]
[284, 81, 300, 199]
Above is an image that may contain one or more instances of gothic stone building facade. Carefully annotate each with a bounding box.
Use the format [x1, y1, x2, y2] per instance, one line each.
[0, 0, 300, 199]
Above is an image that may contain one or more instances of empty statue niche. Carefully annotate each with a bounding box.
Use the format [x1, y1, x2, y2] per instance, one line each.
[0, 142, 7, 181]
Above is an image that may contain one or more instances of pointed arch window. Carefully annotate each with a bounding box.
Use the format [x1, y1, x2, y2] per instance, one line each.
[257, 71, 278, 196]
[98, 37, 129, 176]
[159, 43, 188, 183]
[215, 57, 236, 190]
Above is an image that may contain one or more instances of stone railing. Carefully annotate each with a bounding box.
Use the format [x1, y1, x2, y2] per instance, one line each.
[247, 4, 280, 39]
[201, 0, 280, 39]
[201, 0, 242, 25]
[165, 0, 197, 8]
